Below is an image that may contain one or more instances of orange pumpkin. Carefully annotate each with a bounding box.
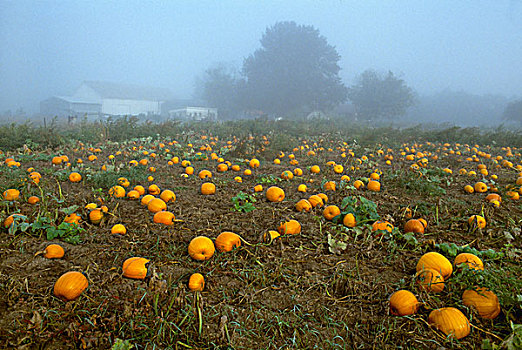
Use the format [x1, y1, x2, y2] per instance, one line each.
[53, 271, 88, 301]
[415, 268, 445, 293]
[147, 198, 167, 213]
[188, 236, 215, 261]
[308, 195, 324, 208]
[343, 213, 356, 228]
[43, 244, 65, 259]
[462, 287, 501, 319]
[201, 182, 216, 195]
[295, 199, 312, 212]
[454, 253, 484, 271]
[140, 194, 155, 206]
[323, 205, 341, 221]
[367, 180, 381, 192]
[68, 172, 82, 183]
[468, 215, 486, 229]
[416, 252, 453, 279]
[122, 257, 150, 280]
[188, 273, 205, 292]
[3, 188, 20, 201]
[266, 186, 285, 202]
[389, 290, 419, 316]
[89, 209, 104, 225]
[404, 219, 425, 234]
[215, 232, 241, 252]
[153, 211, 175, 225]
[278, 219, 301, 235]
[111, 224, 127, 235]
[160, 190, 176, 203]
[428, 307, 470, 339]
[28, 196, 40, 205]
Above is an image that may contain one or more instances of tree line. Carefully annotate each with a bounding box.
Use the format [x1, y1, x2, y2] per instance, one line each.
[196, 21, 521, 123]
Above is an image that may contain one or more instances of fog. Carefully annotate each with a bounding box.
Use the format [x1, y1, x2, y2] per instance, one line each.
[1, 0, 521, 124]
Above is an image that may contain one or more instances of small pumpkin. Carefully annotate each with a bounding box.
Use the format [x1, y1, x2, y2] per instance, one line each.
[308, 195, 324, 208]
[389, 290, 419, 316]
[404, 219, 425, 234]
[295, 199, 312, 212]
[454, 253, 483, 271]
[68, 172, 82, 183]
[428, 307, 470, 339]
[188, 273, 205, 292]
[278, 219, 301, 235]
[111, 224, 127, 235]
[188, 236, 215, 261]
[43, 244, 65, 259]
[28, 196, 40, 205]
[215, 232, 241, 252]
[201, 182, 216, 195]
[416, 252, 453, 279]
[109, 185, 126, 198]
[53, 271, 88, 301]
[323, 205, 341, 221]
[3, 188, 20, 201]
[88, 209, 104, 225]
[263, 230, 281, 244]
[122, 257, 150, 280]
[367, 180, 381, 192]
[462, 287, 501, 319]
[343, 213, 356, 227]
[160, 189, 176, 203]
[468, 215, 486, 229]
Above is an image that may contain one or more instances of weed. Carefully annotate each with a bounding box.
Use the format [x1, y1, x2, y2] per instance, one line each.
[231, 191, 257, 212]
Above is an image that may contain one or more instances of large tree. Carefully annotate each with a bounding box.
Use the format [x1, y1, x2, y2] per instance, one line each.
[241, 21, 347, 116]
[503, 99, 522, 123]
[348, 70, 415, 120]
[195, 63, 242, 119]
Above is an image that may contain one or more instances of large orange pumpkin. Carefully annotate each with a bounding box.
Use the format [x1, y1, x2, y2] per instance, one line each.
[53, 271, 89, 301]
[122, 257, 150, 280]
[389, 290, 419, 316]
[428, 307, 470, 339]
[462, 287, 501, 319]
[454, 253, 483, 271]
[188, 236, 215, 261]
[215, 232, 241, 252]
[278, 219, 301, 235]
[266, 186, 285, 202]
[416, 252, 453, 279]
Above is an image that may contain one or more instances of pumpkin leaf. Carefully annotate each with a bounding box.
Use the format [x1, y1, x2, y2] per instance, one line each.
[327, 234, 347, 255]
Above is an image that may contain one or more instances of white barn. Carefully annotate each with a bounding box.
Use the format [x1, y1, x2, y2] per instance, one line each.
[41, 81, 172, 117]
[169, 106, 218, 121]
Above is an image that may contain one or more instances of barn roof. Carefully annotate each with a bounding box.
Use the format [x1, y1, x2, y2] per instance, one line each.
[83, 81, 172, 101]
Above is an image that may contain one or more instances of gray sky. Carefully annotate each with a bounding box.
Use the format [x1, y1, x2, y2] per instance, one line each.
[1, 0, 521, 113]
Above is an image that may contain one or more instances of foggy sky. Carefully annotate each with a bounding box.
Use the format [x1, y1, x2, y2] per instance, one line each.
[1, 0, 521, 113]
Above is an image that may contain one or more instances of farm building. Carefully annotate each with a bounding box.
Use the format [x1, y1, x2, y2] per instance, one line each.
[40, 81, 172, 117]
[168, 106, 218, 121]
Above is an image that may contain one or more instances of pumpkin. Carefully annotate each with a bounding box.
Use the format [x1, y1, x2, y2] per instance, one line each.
[51, 156, 63, 165]
[389, 290, 419, 316]
[485, 193, 501, 203]
[454, 253, 483, 271]
[372, 220, 394, 235]
[278, 219, 301, 235]
[416, 252, 453, 279]
[122, 257, 150, 280]
[428, 307, 470, 339]
[310, 165, 320, 174]
[134, 185, 146, 196]
[28, 196, 40, 205]
[464, 185, 475, 193]
[43, 244, 65, 259]
[343, 213, 356, 228]
[323, 205, 341, 221]
[117, 177, 130, 187]
[333, 164, 344, 174]
[215, 232, 241, 252]
[308, 195, 324, 208]
[353, 180, 365, 189]
[249, 158, 260, 168]
[324, 181, 336, 191]
[198, 170, 212, 179]
[68, 172, 82, 183]
[140, 194, 155, 206]
[126, 190, 140, 199]
[281, 170, 294, 180]
[160, 189, 176, 203]
[415, 268, 445, 293]
[53, 271, 88, 301]
[217, 163, 228, 172]
[111, 224, 127, 235]
[474, 181, 488, 193]
[188, 236, 215, 261]
[109, 185, 126, 198]
[201, 182, 216, 195]
[293, 168, 303, 176]
[263, 230, 281, 243]
[89, 209, 104, 225]
[147, 198, 167, 213]
[462, 287, 501, 319]
[404, 219, 425, 234]
[188, 273, 205, 292]
[266, 186, 285, 202]
[468, 215, 486, 229]
[295, 199, 312, 212]
[148, 184, 161, 195]
[3, 188, 20, 201]
[367, 180, 381, 192]
[153, 211, 175, 225]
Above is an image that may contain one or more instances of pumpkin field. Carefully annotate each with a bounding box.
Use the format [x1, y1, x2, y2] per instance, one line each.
[0, 119, 521, 349]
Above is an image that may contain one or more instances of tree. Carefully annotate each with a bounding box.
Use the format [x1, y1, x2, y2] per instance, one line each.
[348, 70, 415, 120]
[241, 21, 347, 116]
[503, 99, 522, 123]
[195, 63, 242, 119]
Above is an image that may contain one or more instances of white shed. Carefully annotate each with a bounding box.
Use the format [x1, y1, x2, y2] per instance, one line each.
[73, 81, 172, 116]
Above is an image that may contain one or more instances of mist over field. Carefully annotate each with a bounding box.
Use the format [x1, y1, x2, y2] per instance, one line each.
[1, 0, 521, 125]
